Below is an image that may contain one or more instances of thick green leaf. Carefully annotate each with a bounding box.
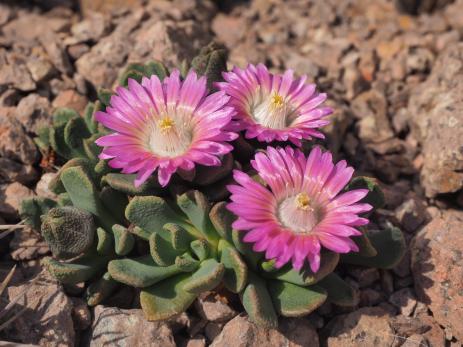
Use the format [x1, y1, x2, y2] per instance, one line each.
[86, 272, 119, 306]
[265, 252, 339, 286]
[268, 280, 327, 317]
[102, 173, 163, 196]
[341, 227, 406, 269]
[346, 176, 385, 210]
[149, 232, 181, 266]
[183, 259, 225, 294]
[99, 187, 128, 225]
[219, 239, 248, 293]
[126, 196, 189, 235]
[190, 239, 210, 261]
[112, 224, 135, 256]
[241, 272, 278, 329]
[140, 273, 196, 321]
[318, 273, 358, 307]
[209, 201, 235, 242]
[61, 166, 117, 231]
[20, 197, 57, 230]
[108, 255, 183, 288]
[177, 191, 219, 246]
[96, 227, 114, 255]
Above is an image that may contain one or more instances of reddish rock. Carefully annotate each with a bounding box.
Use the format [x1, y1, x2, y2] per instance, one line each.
[0, 182, 35, 220]
[7, 272, 75, 346]
[408, 43, 463, 197]
[52, 90, 88, 114]
[323, 307, 395, 347]
[0, 116, 38, 165]
[411, 210, 463, 341]
[211, 315, 319, 347]
[14, 93, 52, 133]
[89, 306, 176, 347]
[195, 293, 238, 323]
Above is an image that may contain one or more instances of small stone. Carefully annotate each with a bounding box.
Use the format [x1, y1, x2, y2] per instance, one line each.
[395, 198, 428, 233]
[89, 306, 176, 347]
[26, 58, 55, 83]
[211, 315, 319, 347]
[380, 270, 394, 294]
[39, 31, 73, 75]
[0, 182, 35, 220]
[435, 30, 460, 51]
[212, 14, 246, 47]
[14, 93, 52, 133]
[80, 0, 143, 16]
[67, 43, 90, 60]
[52, 89, 88, 114]
[70, 298, 92, 331]
[71, 13, 111, 43]
[7, 272, 75, 346]
[195, 293, 238, 323]
[0, 3, 12, 26]
[389, 288, 417, 316]
[0, 116, 38, 165]
[0, 63, 36, 92]
[349, 267, 380, 288]
[323, 307, 395, 347]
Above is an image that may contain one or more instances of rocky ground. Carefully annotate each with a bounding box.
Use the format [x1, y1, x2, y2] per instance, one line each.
[1, 0, 463, 346]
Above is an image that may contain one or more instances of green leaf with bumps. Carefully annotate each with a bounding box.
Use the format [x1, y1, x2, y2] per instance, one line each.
[175, 252, 200, 272]
[190, 239, 210, 261]
[125, 196, 189, 235]
[83, 134, 102, 161]
[191, 42, 228, 90]
[209, 201, 234, 243]
[50, 123, 73, 159]
[99, 187, 128, 225]
[112, 224, 135, 256]
[183, 259, 225, 294]
[86, 272, 119, 306]
[268, 280, 327, 317]
[48, 157, 94, 194]
[149, 232, 181, 266]
[264, 252, 339, 286]
[144, 61, 169, 81]
[231, 230, 262, 271]
[96, 227, 114, 255]
[44, 252, 110, 284]
[64, 116, 91, 157]
[53, 108, 79, 126]
[352, 230, 378, 257]
[165, 223, 194, 251]
[346, 176, 385, 210]
[60, 166, 117, 231]
[219, 240, 248, 293]
[97, 88, 113, 107]
[57, 193, 72, 206]
[318, 273, 358, 307]
[241, 272, 278, 329]
[35, 127, 51, 151]
[83, 102, 98, 134]
[102, 173, 163, 196]
[140, 273, 196, 321]
[108, 255, 183, 288]
[20, 197, 57, 230]
[177, 191, 220, 246]
[41, 206, 95, 259]
[341, 227, 406, 269]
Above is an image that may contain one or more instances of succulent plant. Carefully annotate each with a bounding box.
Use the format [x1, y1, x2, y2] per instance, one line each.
[20, 43, 406, 328]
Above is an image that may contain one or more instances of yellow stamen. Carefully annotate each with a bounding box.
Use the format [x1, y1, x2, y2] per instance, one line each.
[270, 93, 285, 109]
[295, 192, 312, 211]
[158, 117, 175, 134]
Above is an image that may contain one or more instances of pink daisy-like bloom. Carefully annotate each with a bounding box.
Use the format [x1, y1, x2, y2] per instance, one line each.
[216, 64, 333, 146]
[227, 146, 372, 273]
[95, 70, 237, 187]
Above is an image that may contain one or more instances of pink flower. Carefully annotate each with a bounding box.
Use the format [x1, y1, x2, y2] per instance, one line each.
[95, 70, 237, 187]
[227, 146, 372, 272]
[216, 64, 332, 146]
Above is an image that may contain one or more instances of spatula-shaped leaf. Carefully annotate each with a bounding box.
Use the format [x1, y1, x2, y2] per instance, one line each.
[317, 273, 358, 307]
[108, 255, 183, 288]
[219, 240, 248, 293]
[140, 273, 197, 321]
[241, 272, 278, 329]
[183, 258, 225, 294]
[86, 272, 119, 306]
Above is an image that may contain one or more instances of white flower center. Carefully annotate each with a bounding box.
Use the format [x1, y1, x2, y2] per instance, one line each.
[277, 192, 323, 234]
[249, 90, 297, 129]
[148, 115, 192, 157]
